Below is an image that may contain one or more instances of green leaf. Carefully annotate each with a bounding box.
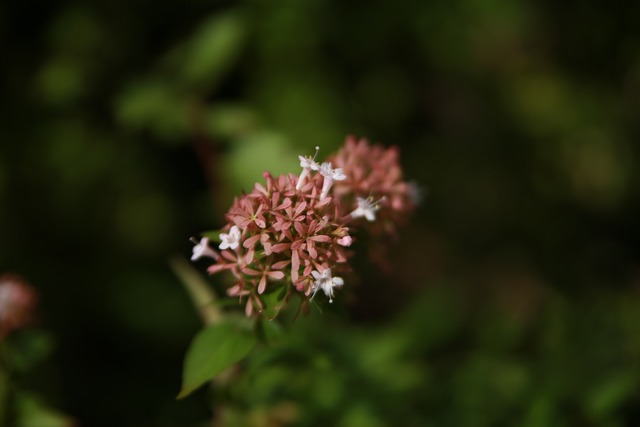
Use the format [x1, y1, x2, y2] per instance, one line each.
[256, 318, 284, 345]
[203, 104, 258, 139]
[178, 321, 256, 399]
[260, 287, 287, 320]
[584, 371, 638, 420]
[15, 392, 75, 427]
[224, 131, 298, 194]
[115, 80, 188, 141]
[4, 330, 54, 373]
[179, 12, 245, 87]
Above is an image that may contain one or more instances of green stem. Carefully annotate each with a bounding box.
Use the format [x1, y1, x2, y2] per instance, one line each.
[169, 256, 223, 326]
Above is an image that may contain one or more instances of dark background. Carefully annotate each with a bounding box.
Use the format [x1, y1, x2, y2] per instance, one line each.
[1, 0, 640, 426]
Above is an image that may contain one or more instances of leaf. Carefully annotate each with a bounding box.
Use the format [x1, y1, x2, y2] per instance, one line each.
[260, 287, 287, 320]
[115, 80, 188, 140]
[4, 330, 54, 373]
[256, 318, 284, 346]
[15, 392, 75, 427]
[177, 322, 256, 399]
[224, 131, 298, 194]
[584, 371, 638, 420]
[179, 12, 245, 87]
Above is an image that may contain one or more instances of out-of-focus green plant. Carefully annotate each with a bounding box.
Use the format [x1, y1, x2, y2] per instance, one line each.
[3, 0, 640, 425]
[175, 135, 418, 422]
[171, 270, 640, 426]
[0, 275, 73, 427]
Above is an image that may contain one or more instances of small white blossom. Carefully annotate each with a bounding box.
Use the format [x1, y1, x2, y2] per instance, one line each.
[350, 196, 380, 222]
[319, 162, 347, 181]
[219, 225, 241, 250]
[319, 162, 347, 200]
[310, 268, 344, 303]
[190, 237, 219, 261]
[296, 146, 321, 190]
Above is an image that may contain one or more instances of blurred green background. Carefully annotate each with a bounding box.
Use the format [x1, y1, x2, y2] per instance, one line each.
[1, 0, 640, 425]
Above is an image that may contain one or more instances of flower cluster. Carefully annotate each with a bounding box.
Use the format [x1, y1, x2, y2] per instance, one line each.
[0, 274, 37, 339]
[192, 137, 416, 318]
[329, 135, 418, 236]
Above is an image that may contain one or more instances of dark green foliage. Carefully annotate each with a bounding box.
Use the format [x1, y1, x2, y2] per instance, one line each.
[178, 320, 255, 399]
[1, 0, 640, 425]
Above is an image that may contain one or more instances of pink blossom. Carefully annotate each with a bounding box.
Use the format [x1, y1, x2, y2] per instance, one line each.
[192, 135, 414, 318]
[0, 275, 37, 338]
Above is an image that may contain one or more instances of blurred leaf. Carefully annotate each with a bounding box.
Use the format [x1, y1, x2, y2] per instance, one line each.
[175, 11, 246, 88]
[338, 402, 385, 427]
[584, 371, 638, 421]
[37, 59, 85, 105]
[203, 104, 259, 139]
[115, 80, 189, 140]
[523, 394, 556, 427]
[255, 318, 285, 346]
[4, 330, 54, 373]
[506, 73, 579, 137]
[15, 392, 74, 427]
[223, 131, 298, 195]
[178, 321, 255, 399]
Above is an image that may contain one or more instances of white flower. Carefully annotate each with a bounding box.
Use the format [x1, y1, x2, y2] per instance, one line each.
[350, 196, 380, 222]
[296, 146, 321, 190]
[319, 162, 346, 200]
[219, 225, 241, 250]
[310, 268, 344, 303]
[319, 162, 346, 181]
[190, 237, 219, 261]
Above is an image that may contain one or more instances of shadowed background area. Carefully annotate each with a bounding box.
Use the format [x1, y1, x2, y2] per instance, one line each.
[1, 0, 640, 426]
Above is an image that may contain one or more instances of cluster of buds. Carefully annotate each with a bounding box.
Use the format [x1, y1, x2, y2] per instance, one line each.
[0, 274, 38, 339]
[192, 137, 416, 318]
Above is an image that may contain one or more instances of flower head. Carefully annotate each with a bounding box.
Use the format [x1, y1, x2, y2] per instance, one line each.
[219, 225, 241, 250]
[191, 135, 414, 318]
[310, 268, 344, 303]
[201, 169, 352, 317]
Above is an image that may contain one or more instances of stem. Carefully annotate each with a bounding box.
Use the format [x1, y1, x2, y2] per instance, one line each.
[169, 256, 222, 326]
